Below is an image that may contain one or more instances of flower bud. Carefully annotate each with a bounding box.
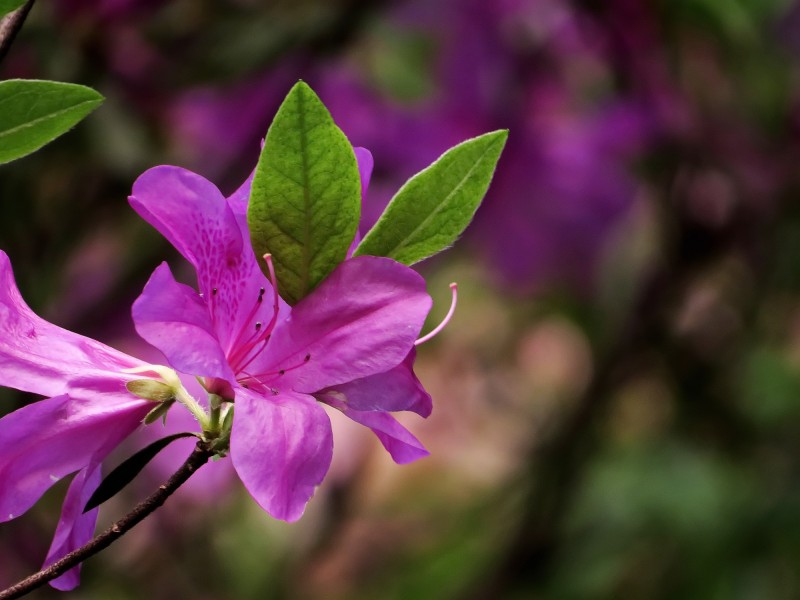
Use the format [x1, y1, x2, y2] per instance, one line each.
[126, 379, 176, 403]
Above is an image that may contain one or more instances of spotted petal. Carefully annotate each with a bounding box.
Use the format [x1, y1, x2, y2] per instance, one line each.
[132, 262, 236, 384]
[130, 166, 279, 352]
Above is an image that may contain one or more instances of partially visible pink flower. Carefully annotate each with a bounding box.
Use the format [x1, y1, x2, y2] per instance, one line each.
[0, 251, 155, 590]
[129, 149, 434, 521]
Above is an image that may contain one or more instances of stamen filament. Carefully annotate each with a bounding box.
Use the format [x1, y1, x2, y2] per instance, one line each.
[228, 255, 282, 375]
[415, 283, 458, 346]
[233, 337, 271, 374]
[247, 353, 311, 382]
[262, 253, 281, 337]
[227, 287, 265, 358]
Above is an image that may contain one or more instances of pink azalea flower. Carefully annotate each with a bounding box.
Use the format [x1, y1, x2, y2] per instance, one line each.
[0, 251, 156, 590]
[129, 149, 436, 521]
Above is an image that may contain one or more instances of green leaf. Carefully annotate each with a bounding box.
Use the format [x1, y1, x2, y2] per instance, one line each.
[247, 81, 361, 305]
[83, 432, 196, 513]
[354, 130, 508, 265]
[0, 79, 104, 164]
[0, 0, 25, 18]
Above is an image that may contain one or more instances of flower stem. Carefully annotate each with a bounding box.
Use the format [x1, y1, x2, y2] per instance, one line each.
[0, 441, 215, 600]
[174, 385, 211, 432]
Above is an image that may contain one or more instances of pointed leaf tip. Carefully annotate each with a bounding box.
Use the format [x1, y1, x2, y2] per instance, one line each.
[354, 129, 508, 265]
[247, 82, 361, 305]
[0, 79, 104, 164]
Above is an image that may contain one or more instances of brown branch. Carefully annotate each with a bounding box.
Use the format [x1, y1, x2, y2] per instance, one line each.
[0, 441, 215, 600]
[0, 0, 35, 65]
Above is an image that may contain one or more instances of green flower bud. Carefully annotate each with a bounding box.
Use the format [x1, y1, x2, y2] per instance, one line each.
[126, 379, 176, 403]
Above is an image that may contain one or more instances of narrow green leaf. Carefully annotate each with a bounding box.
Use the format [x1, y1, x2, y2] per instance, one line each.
[0, 0, 25, 18]
[0, 79, 104, 164]
[83, 432, 195, 513]
[247, 81, 361, 305]
[354, 130, 508, 265]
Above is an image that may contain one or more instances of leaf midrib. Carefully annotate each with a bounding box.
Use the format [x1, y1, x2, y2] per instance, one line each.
[0, 97, 100, 141]
[298, 89, 312, 299]
[386, 137, 499, 258]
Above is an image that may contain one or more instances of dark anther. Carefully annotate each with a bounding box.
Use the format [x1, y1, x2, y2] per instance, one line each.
[255, 322, 262, 330]
[278, 369, 285, 376]
[212, 288, 218, 296]
[304, 353, 311, 362]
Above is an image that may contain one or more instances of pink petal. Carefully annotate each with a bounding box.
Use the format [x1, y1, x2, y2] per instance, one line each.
[132, 262, 236, 383]
[230, 388, 332, 522]
[354, 146, 373, 200]
[44, 463, 102, 591]
[0, 251, 141, 398]
[253, 256, 432, 394]
[226, 170, 252, 218]
[348, 147, 374, 256]
[130, 166, 279, 352]
[327, 397, 429, 464]
[319, 349, 431, 417]
[129, 166, 243, 278]
[0, 394, 149, 523]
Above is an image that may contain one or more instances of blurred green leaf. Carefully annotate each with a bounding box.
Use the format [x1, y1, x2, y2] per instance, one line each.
[739, 348, 800, 426]
[365, 27, 438, 103]
[354, 130, 508, 265]
[0, 79, 104, 164]
[248, 81, 361, 305]
[0, 0, 24, 18]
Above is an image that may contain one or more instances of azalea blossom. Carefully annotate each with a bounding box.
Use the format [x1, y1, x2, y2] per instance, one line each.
[129, 148, 441, 521]
[0, 250, 164, 590]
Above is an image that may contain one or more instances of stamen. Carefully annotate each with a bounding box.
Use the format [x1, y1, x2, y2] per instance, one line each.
[246, 353, 312, 382]
[415, 283, 458, 346]
[227, 257, 282, 373]
[228, 257, 286, 376]
[233, 336, 270, 374]
[262, 254, 281, 336]
[227, 287, 269, 366]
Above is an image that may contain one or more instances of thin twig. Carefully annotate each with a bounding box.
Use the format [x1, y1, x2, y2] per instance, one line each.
[0, 441, 215, 600]
[0, 0, 36, 65]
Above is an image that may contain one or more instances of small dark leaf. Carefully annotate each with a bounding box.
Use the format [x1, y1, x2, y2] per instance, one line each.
[83, 432, 196, 513]
[143, 400, 175, 425]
